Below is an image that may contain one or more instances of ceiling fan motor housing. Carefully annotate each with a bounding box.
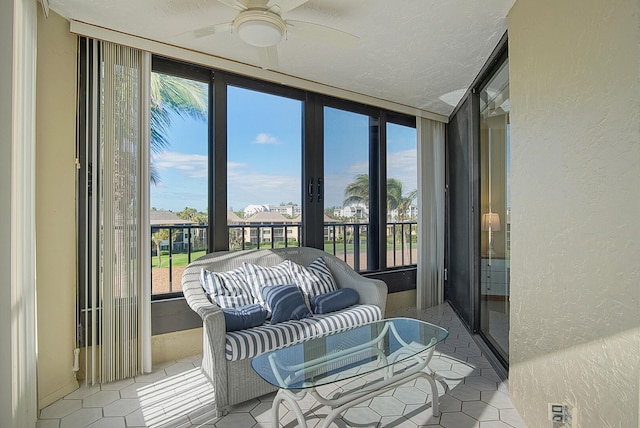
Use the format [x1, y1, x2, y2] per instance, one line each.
[234, 10, 286, 47]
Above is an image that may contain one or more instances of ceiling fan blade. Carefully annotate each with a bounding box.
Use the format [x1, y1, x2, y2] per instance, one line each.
[173, 22, 233, 42]
[216, 0, 248, 11]
[257, 46, 279, 70]
[266, 0, 309, 14]
[286, 20, 359, 48]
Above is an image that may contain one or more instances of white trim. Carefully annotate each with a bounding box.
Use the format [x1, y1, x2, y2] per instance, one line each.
[11, 0, 39, 424]
[68, 20, 449, 124]
[140, 51, 152, 374]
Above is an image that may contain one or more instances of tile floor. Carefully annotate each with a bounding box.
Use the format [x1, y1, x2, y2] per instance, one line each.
[37, 303, 527, 427]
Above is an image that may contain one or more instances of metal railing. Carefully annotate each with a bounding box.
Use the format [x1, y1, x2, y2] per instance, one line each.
[150, 221, 417, 296]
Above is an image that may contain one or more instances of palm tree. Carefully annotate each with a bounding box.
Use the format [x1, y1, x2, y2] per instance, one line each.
[343, 173, 370, 208]
[386, 178, 417, 221]
[150, 73, 207, 185]
[151, 228, 170, 267]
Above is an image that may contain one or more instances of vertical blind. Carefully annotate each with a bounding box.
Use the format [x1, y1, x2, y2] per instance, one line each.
[81, 39, 151, 384]
[417, 118, 446, 309]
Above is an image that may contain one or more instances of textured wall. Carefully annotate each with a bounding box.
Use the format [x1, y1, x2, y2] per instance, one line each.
[508, 0, 640, 426]
[36, 9, 79, 408]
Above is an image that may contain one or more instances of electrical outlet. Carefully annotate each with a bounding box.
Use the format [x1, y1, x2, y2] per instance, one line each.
[548, 403, 576, 427]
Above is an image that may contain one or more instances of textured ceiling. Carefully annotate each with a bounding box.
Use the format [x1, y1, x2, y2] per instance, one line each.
[48, 0, 514, 117]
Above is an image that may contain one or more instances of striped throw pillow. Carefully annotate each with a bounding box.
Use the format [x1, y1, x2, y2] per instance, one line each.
[262, 284, 312, 324]
[289, 257, 338, 299]
[242, 261, 295, 308]
[200, 268, 255, 309]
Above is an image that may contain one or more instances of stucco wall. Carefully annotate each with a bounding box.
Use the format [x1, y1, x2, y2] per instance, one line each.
[36, 9, 79, 408]
[508, 0, 640, 426]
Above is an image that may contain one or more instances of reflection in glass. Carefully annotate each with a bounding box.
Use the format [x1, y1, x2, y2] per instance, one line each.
[479, 58, 510, 362]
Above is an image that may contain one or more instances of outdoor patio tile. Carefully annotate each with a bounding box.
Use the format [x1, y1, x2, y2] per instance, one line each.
[39, 399, 83, 419]
[125, 406, 165, 427]
[480, 390, 514, 410]
[379, 415, 419, 427]
[440, 411, 480, 428]
[102, 398, 142, 416]
[447, 384, 482, 402]
[185, 403, 219, 425]
[451, 362, 483, 378]
[99, 377, 135, 391]
[59, 408, 103, 428]
[342, 406, 382, 426]
[478, 421, 516, 428]
[36, 419, 60, 428]
[165, 362, 198, 377]
[498, 408, 527, 428]
[82, 390, 120, 408]
[438, 394, 463, 413]
[393, 385, 430, 405]
[462, 401, 500, 422]
[369, 395, 405, 416]
[213, 412, 258, 427]
[464, 376, 499, 392]
[85, 416, 126, 428]
[251, 401, 276, 423]
[135, 369, 169, 383]
[63, 385, 101, 400]
[119, 382, 153, 399]
[229, 397, 260, 413]
[404, 403, 441, 426]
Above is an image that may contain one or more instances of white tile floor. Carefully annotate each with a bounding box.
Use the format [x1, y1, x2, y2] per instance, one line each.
[37, 303, 527, 428]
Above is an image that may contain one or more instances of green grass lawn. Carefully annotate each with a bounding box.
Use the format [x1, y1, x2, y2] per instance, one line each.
[151, 250, 206, 268]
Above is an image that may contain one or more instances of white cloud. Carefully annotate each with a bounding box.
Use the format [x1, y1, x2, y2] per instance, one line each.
[152, 151, 207, 179]
[227, 162, 300, 209]
[252, 133, 281, 145]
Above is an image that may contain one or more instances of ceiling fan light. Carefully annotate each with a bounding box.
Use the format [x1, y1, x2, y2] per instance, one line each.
[237, 19, 283, 47]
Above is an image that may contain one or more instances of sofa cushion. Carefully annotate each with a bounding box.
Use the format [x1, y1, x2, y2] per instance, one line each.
[310, 288, 360, 314]
[262, 284, 312, 324]
[224, 304, 382, 361]
[243, 261, 295, 308]
[288, 257, 338, 300]
[225, 318, 317, 361]
[200, 268, 254, 308]
[221, 304, 268, 332]
[309, 304, 382, 336]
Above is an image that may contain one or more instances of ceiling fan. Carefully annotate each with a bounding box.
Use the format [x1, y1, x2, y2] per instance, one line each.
[176, 0, 359, 69]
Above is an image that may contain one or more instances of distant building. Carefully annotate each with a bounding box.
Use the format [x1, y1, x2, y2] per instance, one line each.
[334, 203, 368, 220]
[268, 204, 301, 217]
[243, 204, 269, 217]
[150, 210, 205, 253]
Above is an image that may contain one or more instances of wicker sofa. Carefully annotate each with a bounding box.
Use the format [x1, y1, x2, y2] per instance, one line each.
[181, 247, 388, 416]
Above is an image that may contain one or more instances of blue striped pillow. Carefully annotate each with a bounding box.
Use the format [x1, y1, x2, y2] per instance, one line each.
[289, 257, 338, 299]
[262, 284, 312, 324]
[310, 288, 359, 314]
[200, 268, 255, 309]
[243, 261, 295, 308]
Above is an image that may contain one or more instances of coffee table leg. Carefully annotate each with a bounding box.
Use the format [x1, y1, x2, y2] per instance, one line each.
[272, 389, 308, 428]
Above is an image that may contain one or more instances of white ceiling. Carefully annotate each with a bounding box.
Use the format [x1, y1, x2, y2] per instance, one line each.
[48, 0, 514, 118]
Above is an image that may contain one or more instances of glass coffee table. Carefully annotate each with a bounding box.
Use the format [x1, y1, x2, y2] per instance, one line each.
[251, 317, 449, 428]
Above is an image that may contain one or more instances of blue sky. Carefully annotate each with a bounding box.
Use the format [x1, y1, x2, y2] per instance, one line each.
[151, 83, 416, 213]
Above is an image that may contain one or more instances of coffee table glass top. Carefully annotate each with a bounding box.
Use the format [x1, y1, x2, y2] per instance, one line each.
[251, 317, 449, 390]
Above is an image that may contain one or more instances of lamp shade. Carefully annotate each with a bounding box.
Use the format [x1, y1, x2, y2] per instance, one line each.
[481, 212, 501, 232]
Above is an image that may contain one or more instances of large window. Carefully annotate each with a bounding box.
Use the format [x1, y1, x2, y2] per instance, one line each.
[149, 60, 210, 297]
[386, 122, 418, 268]
[143, 57, 416, 301]
[227, 86, 303, 250]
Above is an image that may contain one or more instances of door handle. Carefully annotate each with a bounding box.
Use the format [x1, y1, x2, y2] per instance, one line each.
[308, 177, 314, 203]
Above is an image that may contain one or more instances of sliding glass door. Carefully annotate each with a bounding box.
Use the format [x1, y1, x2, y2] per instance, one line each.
[479, 58, 510, 362]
